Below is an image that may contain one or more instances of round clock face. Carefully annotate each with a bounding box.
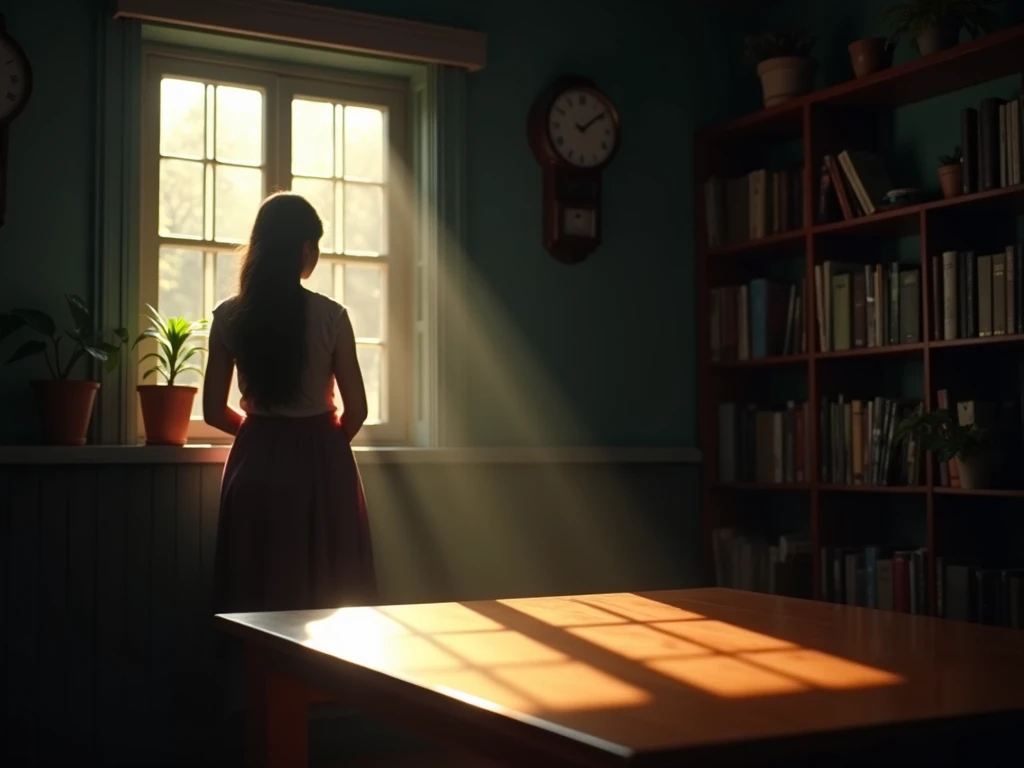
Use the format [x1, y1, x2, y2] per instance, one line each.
[0, 35, 31, 123]
[547, 88, 617, 169]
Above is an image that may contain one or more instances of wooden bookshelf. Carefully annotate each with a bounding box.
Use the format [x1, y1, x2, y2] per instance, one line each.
[697, 23, 1024, 619]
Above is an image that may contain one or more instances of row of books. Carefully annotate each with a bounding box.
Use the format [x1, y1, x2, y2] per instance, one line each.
[717, 401, 808, 484]
[703, 166, 805, 248]
[816, 149, 893, 223]
[960, 96, 1024, 194]
[820, 396, 923, 487]
[711, 529, 812, 598]
[931, 244, 1023, 341]
[709, 279, 807, 362]
[821, 546, 930, 615]
[815, 261, 920, 352]
[941, 560, 1024, 628]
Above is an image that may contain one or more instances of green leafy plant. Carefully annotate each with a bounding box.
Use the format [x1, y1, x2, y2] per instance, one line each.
[133, 305, 207, 386]
[938, 146, 963, 166]
[885, 0, 1001, 45]
[895, 408, 991, 463]
[0, 295, 128, 380]
[744, 29, 814, 64]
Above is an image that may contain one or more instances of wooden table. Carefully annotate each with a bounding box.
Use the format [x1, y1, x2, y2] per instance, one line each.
[215, 588, 1024, 766]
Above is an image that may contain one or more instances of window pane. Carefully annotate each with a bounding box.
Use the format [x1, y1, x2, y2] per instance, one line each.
[344, 105, 384, 182]
[304, 261, 334, 296]
[160, 78, 205, 159]
[344, 264, 384, 341]
[215, 252, 241, 305]
[343, 183, 384, 255]
[334, 104, 344, 178]
[216, 85, 263, 166]
[215, 165, 262, 243]
[291, 176, 335, 253]
[158, 247, 203, 321]
[291, 99, 334, 178]
[357, 344, 382, 424]
[159, 158, 204, 238]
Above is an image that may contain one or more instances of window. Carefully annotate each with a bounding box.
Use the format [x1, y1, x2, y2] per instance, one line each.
[140, 50, 411, 443]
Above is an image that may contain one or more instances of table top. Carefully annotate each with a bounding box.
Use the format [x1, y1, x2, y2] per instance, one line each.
[215, 588, 1024, 762]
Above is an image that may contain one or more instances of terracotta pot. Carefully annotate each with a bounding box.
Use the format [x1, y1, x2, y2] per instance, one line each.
[138, 385, 197, 446]
[956, 453, 996, 490]
[756, 56, 815, 108]
[848, 38, 893, 78]
[916, 18, 961, 56]
[938, 164, 963, 199]
[31, 379, 100, 446]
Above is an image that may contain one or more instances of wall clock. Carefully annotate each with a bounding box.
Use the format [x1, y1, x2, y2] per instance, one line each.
[527, 75, 620, 264]
[0, 14, 34, 228]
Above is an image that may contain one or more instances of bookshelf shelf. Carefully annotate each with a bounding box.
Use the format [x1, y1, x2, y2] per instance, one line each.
[815, 343, 924, 360]
[929, 333, 1024, 350]
[706, 229, 806, 259]
[933, 487, 1024, 498]
[819, 485, 927, 494]
[697, 21, 1024, 622]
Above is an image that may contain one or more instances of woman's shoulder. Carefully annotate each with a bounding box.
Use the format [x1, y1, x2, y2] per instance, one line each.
[303, 288, 347, 320]
[212, 296, 239, 320]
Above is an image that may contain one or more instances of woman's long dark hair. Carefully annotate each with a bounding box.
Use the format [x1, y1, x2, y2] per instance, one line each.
[232, 192, 323, 409]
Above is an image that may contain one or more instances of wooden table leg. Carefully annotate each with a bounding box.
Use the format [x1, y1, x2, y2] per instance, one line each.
[245, 648, 310, 768]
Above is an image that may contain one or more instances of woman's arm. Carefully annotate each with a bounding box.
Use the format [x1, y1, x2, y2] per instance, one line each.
[203, 315, 245, 436]
[333, 309, 367, 441]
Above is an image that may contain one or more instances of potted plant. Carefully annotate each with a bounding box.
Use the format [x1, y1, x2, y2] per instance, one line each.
[0, 295, 127, 445]
[133, 305, 207, 446]
[885, 0, 1001, 57]
[937, 146, 963, 199]
[896, 408, 997, 489]
[848, 37, 894, 78]
[744, 29, 815, 108]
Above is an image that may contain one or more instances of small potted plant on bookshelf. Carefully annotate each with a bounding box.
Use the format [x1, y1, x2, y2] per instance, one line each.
[937, 146, 964, 199]
[133, 305, 207, 446]
[885, 0, 1002, 57]
[744, 29, 815, 108]
[896, 408, 997, 489]
[0, 295, 127, 445]
[848, 37, 894, 78]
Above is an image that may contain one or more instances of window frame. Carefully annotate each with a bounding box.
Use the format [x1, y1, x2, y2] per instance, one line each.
[139, 45, 412, 445]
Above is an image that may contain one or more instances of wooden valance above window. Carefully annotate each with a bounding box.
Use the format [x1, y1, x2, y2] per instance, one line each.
[113, 0, 487, 71]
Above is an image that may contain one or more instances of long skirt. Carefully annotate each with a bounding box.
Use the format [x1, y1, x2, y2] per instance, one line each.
[212, 412, 376, 614]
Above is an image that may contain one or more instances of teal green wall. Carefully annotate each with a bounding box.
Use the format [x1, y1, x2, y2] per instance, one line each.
[0, 0, 738, 447]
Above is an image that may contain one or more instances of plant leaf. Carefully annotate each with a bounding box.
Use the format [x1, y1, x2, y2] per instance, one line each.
[11, 308, 56, 337]
[83, 345, 110, 362]
[4, 339, 47, 366]
[65, 294, 92, 333]
[142, 365, 169, 382]
[178, 365, 205, 378]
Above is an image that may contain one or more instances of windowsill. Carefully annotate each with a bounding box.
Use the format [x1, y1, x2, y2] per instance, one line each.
[0, 444, 701, 465]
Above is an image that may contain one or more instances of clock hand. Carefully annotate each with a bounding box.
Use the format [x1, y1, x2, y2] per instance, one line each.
[579, 113, 607, 132]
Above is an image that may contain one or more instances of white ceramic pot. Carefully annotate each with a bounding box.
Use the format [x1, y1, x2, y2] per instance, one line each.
[756, 56, 814, 108]
[956, 453, 995, 490]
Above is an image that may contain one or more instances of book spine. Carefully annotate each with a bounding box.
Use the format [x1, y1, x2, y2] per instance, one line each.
[979, 98, 1003, 192]
[930, 255, 941, 342]
[889, 263, 899, 345]
[750, 279, 766, 358]
[942, 250, 958, 340]
[993, 252, 1006, 335]
[977, 253, 993, 337]
[853, 272, 867, 348]
[1006, 245, 1016, 336]
[965, 251, 977, 338]
[900, 269, 920, 344]
[961, 107, 979, 194]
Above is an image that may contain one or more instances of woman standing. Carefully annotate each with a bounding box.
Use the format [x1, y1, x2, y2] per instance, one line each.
[204, 192, 376, 613]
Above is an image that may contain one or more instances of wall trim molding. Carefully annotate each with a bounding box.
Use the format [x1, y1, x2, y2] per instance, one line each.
[0, 445, 701, 466]
[113, 0, 487, 71]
